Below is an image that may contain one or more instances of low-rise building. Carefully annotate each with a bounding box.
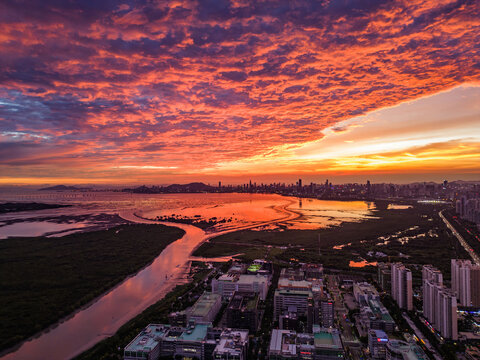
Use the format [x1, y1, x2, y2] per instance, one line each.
[268, 327, 345, 360]
[189, 292, 223, 324]
[358, 298, 395, 333]
[385, 339, 428, 360]
[280, 268, 305, 281]
[124, 324, 248, 360]
[368, 329, 388, 359]
[212, 273, 269, 300]
[353, 282, 380, 304]
[124, 324, 166, 360]
[212, 329, 249, 360]
[302, 263, 324, 281]
[274, 289, 313, 321]
[168, 292, 222, 326]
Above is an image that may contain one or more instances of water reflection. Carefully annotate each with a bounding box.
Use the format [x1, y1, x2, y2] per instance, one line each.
[2, 222, 206, 360]
[349, 260, 378, 268]
[0, 221, 88, 239]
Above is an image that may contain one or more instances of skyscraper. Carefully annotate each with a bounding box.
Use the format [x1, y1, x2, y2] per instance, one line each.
[471, 265, 480, 307]
[391, 263, 413, 311]
[438, 289, 458, 340]
[422, 265, 443, 325]
[422, 264, 458, 340]
[451, 259, 472, 306]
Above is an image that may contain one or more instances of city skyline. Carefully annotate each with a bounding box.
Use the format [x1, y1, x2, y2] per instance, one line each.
[1, 1, 480, 185]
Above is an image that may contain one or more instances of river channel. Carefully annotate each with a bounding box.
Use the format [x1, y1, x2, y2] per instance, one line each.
[1, 204, 299, 360]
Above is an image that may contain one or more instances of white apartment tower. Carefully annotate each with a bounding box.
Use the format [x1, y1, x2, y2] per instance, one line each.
[438, 289, 458, 340]
[422, 265, 458, 340]
[422, 265, 443, 326]
[451, 259, 472, 306]
[391, 263, 413, 310]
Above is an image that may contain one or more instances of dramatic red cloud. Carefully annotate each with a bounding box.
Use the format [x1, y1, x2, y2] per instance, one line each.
[0, 0, 479, 184]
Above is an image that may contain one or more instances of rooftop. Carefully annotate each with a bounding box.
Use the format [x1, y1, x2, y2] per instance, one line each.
[313, 329, 343, 349]
[369, 329, 388, 340]
[237, 274, 268, 284]
[189, 292, 221, 318]
[125, 324, 169, 353]
[178, 323, 210, 342]
[214, 329, 249, 355]
[368, 299, 394, 322]
[228, 292, 258, 311]
[269, 329, 297, 356]
[247, 263, 262, 273]
[275, 288, 313, 297]
[387, 340, 428, 360]
[278, 278, 312, 290]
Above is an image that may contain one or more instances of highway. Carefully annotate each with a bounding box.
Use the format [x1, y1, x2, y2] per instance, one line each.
[439, 209, 480, 265]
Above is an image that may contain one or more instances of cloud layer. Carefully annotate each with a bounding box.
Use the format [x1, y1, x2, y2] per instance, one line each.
[1, 0, 479, 183]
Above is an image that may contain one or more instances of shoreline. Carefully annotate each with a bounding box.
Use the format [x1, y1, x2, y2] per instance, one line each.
[0, 223, 185, 359]
[1, 202, 300, 359]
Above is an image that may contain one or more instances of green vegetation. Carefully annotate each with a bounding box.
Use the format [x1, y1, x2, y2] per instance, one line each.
[0, 202, 70, 214]
[75, 267, 213, 359]
[0, 224, 185, 352]
[194, 202, 467, 274]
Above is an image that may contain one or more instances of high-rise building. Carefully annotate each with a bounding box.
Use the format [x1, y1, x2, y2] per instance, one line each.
[421, 265, 458, 339]
[422, 265, 443, 325]
[451, 259, 472, 306]
[471, 265, 480, 307]
[378, 262, 392, 292]
[437, 289, 458, 340]
[391, 263, 413, 310]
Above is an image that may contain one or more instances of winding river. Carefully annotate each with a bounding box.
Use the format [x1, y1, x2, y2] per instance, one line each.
[2, 205, 299, 360]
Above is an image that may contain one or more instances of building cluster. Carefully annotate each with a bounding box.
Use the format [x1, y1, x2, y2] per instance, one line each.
[124, 255, 480, 360]
[124, 323, 248, 360]
[456, 195, 480, 228]
[422, 265, 458, 340]
[351, 276, 427, 359]
[367, 330, 427, 360]
[125, 180, 480, 206]
[124, 260, 344, 360]
[268, 327, 344, 360]
[378, 259, 480, 342]
[274, 264, 334, 333]
[451, 259, 480, 307]
[353, 282, 395, 334]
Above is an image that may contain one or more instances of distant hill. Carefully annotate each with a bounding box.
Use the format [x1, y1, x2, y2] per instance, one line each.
[122, 182, 216, 194]
[38, 185, 90, 191]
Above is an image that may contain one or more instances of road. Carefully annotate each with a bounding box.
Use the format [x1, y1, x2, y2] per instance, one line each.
[326, 275, 363, 359]
[439, 209, 480, 264]
[402, 313, 442, 360]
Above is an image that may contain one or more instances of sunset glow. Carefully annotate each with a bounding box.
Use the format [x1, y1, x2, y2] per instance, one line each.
[1, 1, 479, 185]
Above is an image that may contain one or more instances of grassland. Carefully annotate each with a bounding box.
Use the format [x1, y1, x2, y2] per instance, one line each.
[0, 224, 185, 353]
[193, 201, 469, 275]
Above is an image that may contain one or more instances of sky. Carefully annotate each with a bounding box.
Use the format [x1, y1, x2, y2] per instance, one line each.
[0, 0, 479, 185]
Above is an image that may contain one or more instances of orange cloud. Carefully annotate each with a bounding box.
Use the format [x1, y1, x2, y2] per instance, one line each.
[0, 0, 479, 184]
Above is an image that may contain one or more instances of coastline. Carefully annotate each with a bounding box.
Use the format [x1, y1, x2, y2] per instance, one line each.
[1, 201, 300, 360]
